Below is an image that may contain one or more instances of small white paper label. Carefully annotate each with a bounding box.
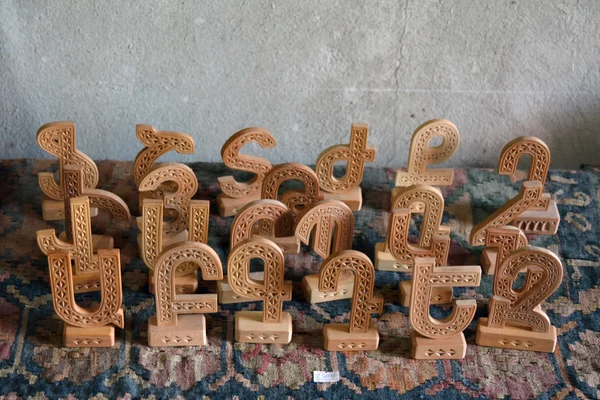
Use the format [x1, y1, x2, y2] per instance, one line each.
[313, 371, 340, 383]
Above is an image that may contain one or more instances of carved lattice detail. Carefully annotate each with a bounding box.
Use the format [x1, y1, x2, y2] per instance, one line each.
[228, 238, 291, 323]
[410, 257, 481, 339]
[498, 136, 551, 210]
[154, 242, 223, 326]
[315, 124, 375, 193]
[319, 250, 383, 333]
[138, 163, 198, 235]
[62, 165, 130, 241]
[488, 247, 563, 332]
[218, 128, 276, 198]
[260, 163, 323, 233]
[38, 196, 98, 274]
[295, 200, 355, 259]
[485, 226, 529, 273]
[37, 122, 99, 200]
[230, 199, 294, 248]
[133, 125, 195, 187]
[470, 181, 543, 246]
[395, 119, 460, 186]
[48, 249, 124, 328]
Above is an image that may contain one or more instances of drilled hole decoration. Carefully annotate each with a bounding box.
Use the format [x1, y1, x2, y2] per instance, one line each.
[218, 127, 276, 198]
[394, 119, 460, 187]
[386, 185, 450, 267]
[37, 121, 99, 201]
[295, 200, 355, 259]
[230, 199, 294, 249]
[227, 238, 291, 323]
[488, 247, 563, 332]
[62, 164, 130, 241]
[133, 125, 195, 187]
[154, 241, 223, 327]
[47, 248, 124, 329]
[470, 181, 543, 246]
[138, 163, 198, 235]
[318, 250, 383, 333]
[315, 123, 376, 193]
[410, 257, 481, 339]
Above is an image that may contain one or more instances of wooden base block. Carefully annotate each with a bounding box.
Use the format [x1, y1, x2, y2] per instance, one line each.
[63, 324, 115, 347]
[218, 272, 292, 304]
[511, 200, 560, 235]
[42, 195, 98, 221]
[235, 311, 292, 344]
[323, 323, 379, 351]
[374, 242, 411, 272]
[399, 280, 452, 307]
[411, 331, 467, 359]
[321, 187, 362, 211]
[217, 192, 261, 217]
[301, 273, 354, 303]
[476, 318, 557, 352]
[481, 248, 498, 275]
[147, 315, 207, 347]
[149, 272, 198, 295]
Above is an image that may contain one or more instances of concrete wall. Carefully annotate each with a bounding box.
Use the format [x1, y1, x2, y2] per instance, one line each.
[1, 0, 599, 168]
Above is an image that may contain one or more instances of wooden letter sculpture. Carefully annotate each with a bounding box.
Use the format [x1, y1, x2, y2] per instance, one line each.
[410, 257, 481, 359]
[47, 249, 124, 347]
[38, 196, 115, 293]
[147, 240, 223, 347]
[375, 185, 452, 306]
[217, 128, 276, 217]
[228, 238, 292, 344]
[319, 250, 383, 351]
[477, 247, 563, 352]
[498, 137, 560, 235]
[134, 124, 195, 212]
[481, 226, 528, 275]
[297, 200, 357, 304]
[315, 123, 375, 211]
[259, 162, 323, 238]
[139, 199, 210, 294]
[217, 199, 296, 304]
[37, 121, 99, 221]
[394, 119, 460, 187]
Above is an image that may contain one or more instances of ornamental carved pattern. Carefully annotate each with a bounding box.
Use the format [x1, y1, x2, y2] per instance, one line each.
[37, 122, 99, 200]
[395, 119, 459, 186]
[227, 238, 292, 323]
[154, 242, 223, 326]
[410, 257, 481, 339]
[218, 128, 276, 198]
[48, 249, 124, 328]
[319, 250, 383, 333]
[315, 124, 375, 193]
[230, 199, 294, 249]
[295, 200, 355, 259]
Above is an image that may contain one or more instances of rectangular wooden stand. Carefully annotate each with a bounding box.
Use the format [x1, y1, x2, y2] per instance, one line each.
[217, 192, 261, 217]
[511, 199, 560, 235]
[323, 323, 379, 351]
[481, 248, 497, 275]
[42, 194, 98, 221]
[399, 280, 453, 307]
[63, 324, 115, 347]
[148, 315, 207, 347]
[217, 272, 292, 304]
[321, 187, 363, 211]
[476, 318, 557, 352]
[235, 311, 292, 344]
[411, 331, 467, 359]
[149, 273, 198, 295]
[374, 242, 411, 272]
[301, 273, 354, 303]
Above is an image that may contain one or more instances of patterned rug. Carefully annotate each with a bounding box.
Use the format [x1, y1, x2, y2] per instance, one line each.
[0, 159, 599, 399]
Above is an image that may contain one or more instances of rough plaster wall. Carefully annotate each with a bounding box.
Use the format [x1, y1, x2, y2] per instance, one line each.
[1, 0, 599, 168]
